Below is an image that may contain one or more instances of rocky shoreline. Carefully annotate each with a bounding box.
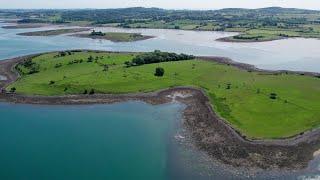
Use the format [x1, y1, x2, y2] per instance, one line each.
[1, 51, 320, 170]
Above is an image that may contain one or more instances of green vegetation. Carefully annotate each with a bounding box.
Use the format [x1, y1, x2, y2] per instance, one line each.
[76, 30, 154, 42]
[154, 67, 164, 77]
[3, 7, 320, 42]
[17, 28, 91, 36]
[128, 50, 194, 66]
[7, 51, 320, 139]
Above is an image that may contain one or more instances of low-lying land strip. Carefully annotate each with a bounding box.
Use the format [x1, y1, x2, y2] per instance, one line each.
[17, 28, 91, 36]
[73, 31, 155, 42]
[1, 23, 49, 29]
[0, 50, 320, 169]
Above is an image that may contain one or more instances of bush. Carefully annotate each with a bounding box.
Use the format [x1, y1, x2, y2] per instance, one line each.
[270, 93, 277, 99]
[49, 80, 55, 85]
[59, 51, 66, 57]
[154, 67, 165, 77]
[87, 56, 94, 62]
[89, 89, 95, 95]
[10, 87, 16, 93]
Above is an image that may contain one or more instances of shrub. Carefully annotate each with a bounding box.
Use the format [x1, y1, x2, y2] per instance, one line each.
[154, 67, 165, 77]
[89, 89, 95, 95]
[10, 87, 16, 93]
[49, 80, 55, 85]
[226, 83, 231, 89]
[270, 93, 277, 99]
[87, 56, 94, 62]
[59, 51, 66, 57]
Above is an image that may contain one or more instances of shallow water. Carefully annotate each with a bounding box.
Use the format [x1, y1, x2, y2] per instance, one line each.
[1, 101, 320, 179]
[0, 23, 320, 72]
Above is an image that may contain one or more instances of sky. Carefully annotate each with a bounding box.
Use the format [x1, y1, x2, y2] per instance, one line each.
[1, 0, 320, 10]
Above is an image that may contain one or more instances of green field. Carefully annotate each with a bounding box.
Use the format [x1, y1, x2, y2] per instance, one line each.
[88, 32, 152, 42]
[220, 28, 320, 42]
[7, 51, 320, 139]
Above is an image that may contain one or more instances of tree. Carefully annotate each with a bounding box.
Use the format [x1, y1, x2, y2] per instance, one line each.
[87, 55, 94, 62]
[270, 93, 277, 99]
[10, 87, 16, 93]
[154, 67, 165, 77]
[59, 51, 66, 57]
[89, 89, 95, 95]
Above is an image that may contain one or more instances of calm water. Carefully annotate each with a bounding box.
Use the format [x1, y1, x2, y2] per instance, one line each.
[0, 22, 320, 72]
[1, 102, 320, 179]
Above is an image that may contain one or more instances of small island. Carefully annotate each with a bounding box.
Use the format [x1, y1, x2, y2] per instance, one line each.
[17, 28, 92, 36]
[73, 30, 155, 42]
[2, 23, 48, 29]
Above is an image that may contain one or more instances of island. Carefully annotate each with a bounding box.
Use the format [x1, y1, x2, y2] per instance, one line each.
[1, 50, 319, 170]
[17, 28, 92, 36]
[73, 30, 155, 42]
[4, 7, 320, 42]
[1, 23, 48, 29]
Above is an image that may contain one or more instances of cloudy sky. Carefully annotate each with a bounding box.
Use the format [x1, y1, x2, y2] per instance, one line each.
[1, 0, 320, 10]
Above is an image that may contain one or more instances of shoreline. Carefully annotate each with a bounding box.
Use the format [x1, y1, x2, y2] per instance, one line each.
[1, 51, 320, 170]
[17, 28, 92, 36]
[215, 35, 288, 43]
[71, 33, 155, 42]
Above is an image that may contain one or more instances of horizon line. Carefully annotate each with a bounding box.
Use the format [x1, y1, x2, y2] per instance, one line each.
[0, 6, 320, 11]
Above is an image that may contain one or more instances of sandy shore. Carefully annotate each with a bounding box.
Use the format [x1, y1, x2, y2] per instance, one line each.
[1, 50, 320, 170]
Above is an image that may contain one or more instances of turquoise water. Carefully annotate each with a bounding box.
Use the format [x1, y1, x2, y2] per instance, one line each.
[0, 102, 182, 179]
[1, 102, 320, 179]
[0, 22, 320, 72]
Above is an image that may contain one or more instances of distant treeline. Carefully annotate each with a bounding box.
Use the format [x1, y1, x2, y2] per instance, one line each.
[125, 50, 194, 66]
[4, 7, 320, 29]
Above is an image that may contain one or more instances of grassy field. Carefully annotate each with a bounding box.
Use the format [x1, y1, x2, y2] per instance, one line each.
[80, 32, 154, 42]
[7, 51, 320, 139]
[17, 28, 91, 36]
[219, 28, 320, 42]
[121, 20, 320, 42]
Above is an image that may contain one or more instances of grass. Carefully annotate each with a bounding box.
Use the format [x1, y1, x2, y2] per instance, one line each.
[101, 32, 151, 42]
[76, 32, 153, 42]
[7, 51, 320, 139]
[220, 27, 320, 42]
[17, 28, 91, 36]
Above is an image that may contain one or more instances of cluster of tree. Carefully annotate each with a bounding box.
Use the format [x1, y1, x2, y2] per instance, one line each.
[20, 59, 40, 74]
[233, 35, 264, 40]
[125, 50, 194, 67]
[90, 30, 105, 36]
[54, 51, 73, 58]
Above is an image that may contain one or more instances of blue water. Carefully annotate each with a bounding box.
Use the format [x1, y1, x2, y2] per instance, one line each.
[1, 101, 320, 179]
[0, 102, 183, 179]
[1, 22, 320, 72]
